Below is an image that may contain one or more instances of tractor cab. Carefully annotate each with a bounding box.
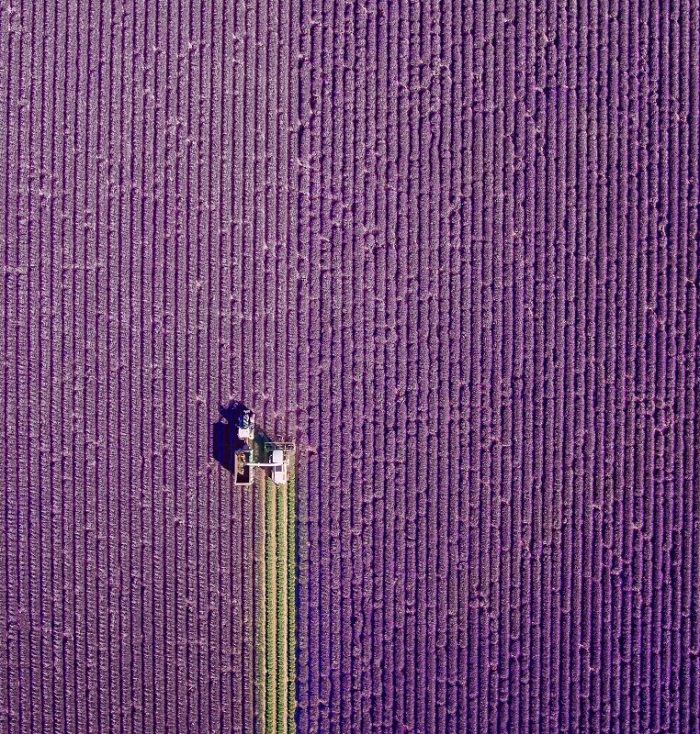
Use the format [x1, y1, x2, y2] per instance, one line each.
[237, 409, 255, 441]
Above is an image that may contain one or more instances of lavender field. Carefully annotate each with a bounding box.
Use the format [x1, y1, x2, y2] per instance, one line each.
[2, 0, 700, 732]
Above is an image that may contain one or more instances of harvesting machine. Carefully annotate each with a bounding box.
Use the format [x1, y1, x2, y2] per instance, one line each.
[232, 411, 293, 487]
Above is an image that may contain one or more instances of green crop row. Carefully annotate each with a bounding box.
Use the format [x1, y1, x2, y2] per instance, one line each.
[254, 469, 296, 734]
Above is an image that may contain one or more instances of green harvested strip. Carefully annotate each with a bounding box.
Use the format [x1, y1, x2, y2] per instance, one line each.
[254, 477, 267, 733]
[287, 474, 297, 733]
[276, 476, 288, 733]
[265, 477, 278, 731]
[254, 466, 296, 734]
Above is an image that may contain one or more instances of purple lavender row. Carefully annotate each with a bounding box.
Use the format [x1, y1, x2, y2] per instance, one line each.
[293, 0, 700, 731]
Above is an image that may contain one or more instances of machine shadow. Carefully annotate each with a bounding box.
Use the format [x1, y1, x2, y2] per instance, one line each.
[212, 401, 246, 473]
[212, 400, 273, 473]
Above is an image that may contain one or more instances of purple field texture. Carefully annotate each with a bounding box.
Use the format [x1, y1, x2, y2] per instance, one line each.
[2, 0, 700, 732]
